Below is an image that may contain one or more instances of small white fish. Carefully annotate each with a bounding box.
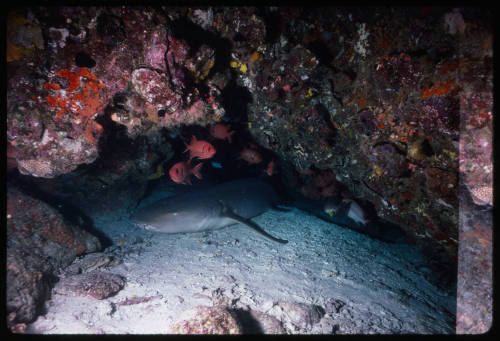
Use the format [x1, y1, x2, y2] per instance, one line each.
[324, 198, 370, 226]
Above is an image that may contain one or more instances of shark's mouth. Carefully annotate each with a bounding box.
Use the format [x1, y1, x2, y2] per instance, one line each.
[131, 221, 155, 231]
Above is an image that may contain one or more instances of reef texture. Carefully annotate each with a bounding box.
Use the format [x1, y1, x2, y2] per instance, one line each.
[223, 7, 492, 291]
[456, 184, 493, 334]
[6, 185, 101, 331]
[6, 6, 493, 332]
[267, 301, 325, 333]
[170, 301, 328, 334]
[15, 122, 173, 217]
[171, 305, 242, 334]
[54, 271, 126, 300]
[6, 7, 224, 179]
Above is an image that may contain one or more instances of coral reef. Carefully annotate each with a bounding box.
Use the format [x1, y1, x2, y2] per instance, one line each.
[224, 7, 491, 292]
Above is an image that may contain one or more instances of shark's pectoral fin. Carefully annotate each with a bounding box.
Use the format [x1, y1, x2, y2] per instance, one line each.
[218, 200, 288, 244]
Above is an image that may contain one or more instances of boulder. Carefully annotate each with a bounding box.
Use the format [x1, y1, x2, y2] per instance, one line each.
[6, 185, 100, 331]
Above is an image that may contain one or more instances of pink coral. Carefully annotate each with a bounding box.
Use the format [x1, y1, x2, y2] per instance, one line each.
[469, 186, 492, 206]
[131, 68, 181, 112]
[145, 27, 168, 70]
[17, 159, 54, 178]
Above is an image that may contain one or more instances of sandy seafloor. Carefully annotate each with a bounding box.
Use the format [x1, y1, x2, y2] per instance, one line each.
[26, 181, 456, 334]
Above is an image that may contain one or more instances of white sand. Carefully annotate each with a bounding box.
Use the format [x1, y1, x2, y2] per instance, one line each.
[26, 184, 455, 334]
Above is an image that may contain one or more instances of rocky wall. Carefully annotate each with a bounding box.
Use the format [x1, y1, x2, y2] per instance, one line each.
[6, 6, 493, 332]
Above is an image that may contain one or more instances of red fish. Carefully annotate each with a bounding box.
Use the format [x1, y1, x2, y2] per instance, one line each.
[239, 147, 263, 164]
[266, 159, 276, 176]
[184, 136, 216, 159]
[209, 124, 235, 143]
[168, 160, 203, 185]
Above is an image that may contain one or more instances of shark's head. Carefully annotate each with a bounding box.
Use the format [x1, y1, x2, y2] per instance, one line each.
[130, 198, 215, 233]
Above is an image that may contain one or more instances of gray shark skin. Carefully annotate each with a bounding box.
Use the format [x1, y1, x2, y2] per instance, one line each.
[130, 178, 288, 244]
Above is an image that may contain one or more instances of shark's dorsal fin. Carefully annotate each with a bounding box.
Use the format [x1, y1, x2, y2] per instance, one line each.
[218, 200, 288, 244]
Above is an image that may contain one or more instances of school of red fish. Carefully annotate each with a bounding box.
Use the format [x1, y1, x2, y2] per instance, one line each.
[163, 124, 277, 184]
[168, 160, 203, 185]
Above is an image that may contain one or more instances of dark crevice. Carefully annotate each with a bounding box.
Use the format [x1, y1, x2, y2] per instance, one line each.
[220, 77, 252, 123]
[75, 51, 96, 68]
[232, 32, 246, 42]
[167, 17, 232, 76]
[307, 40, 334, 67]
[315, 103, 337, 139]
[112, 92, 128, 109]
[372, 141, 407, 156]
[328, 79, 344, 106]
[421, 138, 435, 157]
[96, 12, 126, 47]
[256, 9, 282, 44]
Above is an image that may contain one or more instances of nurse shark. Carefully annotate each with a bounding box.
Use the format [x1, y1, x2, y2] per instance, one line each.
[130, 178, 288, 244]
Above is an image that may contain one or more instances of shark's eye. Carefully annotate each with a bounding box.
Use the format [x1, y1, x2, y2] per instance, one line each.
[175, 169, 179, 174]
